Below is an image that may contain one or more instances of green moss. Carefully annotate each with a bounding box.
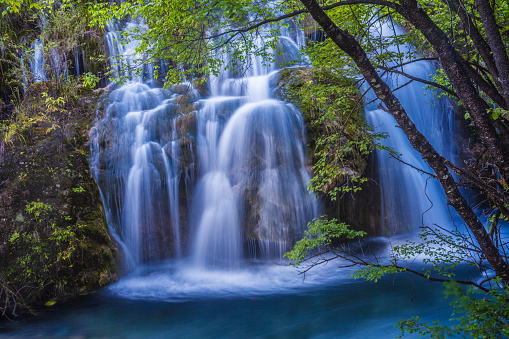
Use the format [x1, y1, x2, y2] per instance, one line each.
[83, 35, 108, 75]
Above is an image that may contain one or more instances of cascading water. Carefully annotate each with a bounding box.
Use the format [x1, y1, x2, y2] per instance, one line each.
[27, 15, 72, 85]
[91, 17, 317, 270]
[73, 46, 87, 77]
[23, 16, 79, 87]
[193, 30, 317, 267]
[91, 19, 190, 268]
[365, 22, 456, 234]
[190, 32, 316, 268]
[1, 14, 468, 339]
[91, 81, 189, 268]
[192, 77, 317, 267]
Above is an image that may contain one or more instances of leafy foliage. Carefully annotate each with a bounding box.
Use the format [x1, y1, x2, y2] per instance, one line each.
[284, 216, 366, 265]
[8, 202, 84, 290]
[280, 66, 398, 203]
[81, 72, 100, 90]
[279, 68, 373, 198]
[87, 0, 290, 85]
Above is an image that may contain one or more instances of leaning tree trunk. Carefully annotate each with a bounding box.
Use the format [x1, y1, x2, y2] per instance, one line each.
[445, 0, 505, 104]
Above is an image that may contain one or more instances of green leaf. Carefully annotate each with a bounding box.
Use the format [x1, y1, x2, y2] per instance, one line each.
[9, 232, 19, 243]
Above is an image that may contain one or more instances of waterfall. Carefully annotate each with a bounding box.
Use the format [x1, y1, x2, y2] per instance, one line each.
[365, 22, 455, 234]
[192, 85, 317, 267]
[91, 80, 190, 268]
[27, 37, 70, 84]
[91, 17, 317, 270]
[105, 21, 150, 82]
[27, 15, 74, 84]
[73, 46, 87, 77]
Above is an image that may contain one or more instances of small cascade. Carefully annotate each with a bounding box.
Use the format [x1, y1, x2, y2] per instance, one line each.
[91, 18, 193, 268]
[91, 81, 191, 268]
[27, 12, 70, 84]
[24, 25, 80, 87]
[105, 21, 148, 82]
[73, 46, 87, 77]
[365, 22, 455, 234]
[49, 46, 69, 81]
[30, 38, 46, 83]
[74, 46, 81, 77]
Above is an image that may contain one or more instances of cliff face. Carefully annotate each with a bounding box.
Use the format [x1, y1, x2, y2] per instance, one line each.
[0, 82, 118, 316]
[274, 67, 382, 236]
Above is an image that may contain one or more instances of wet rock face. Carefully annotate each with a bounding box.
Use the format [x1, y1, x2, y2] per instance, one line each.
[192, 77, 210, 98]
[0, 83, 118, 314]
[322, 153, 382, 237]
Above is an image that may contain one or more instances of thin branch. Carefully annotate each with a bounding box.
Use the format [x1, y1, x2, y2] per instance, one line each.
[389, 154, 438, 178]
[186, 0, 401, 44]
[378, 65, 458, 97]
[295, 248, 491, 292]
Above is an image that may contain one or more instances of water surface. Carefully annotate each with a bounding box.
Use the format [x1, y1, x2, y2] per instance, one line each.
[0, 257, 457, 338]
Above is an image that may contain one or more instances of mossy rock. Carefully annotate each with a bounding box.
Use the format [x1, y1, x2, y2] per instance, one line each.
[0, 82, 119, 317]
[274, 67, 382, 236]
[192, 77, 210, 97]
[83, 33, 108, 75]
[274, 67, 367, 178]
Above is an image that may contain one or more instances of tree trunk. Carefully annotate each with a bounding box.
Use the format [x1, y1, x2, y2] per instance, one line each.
[396, 0, 509, 183]
[446, 0, 505, 102]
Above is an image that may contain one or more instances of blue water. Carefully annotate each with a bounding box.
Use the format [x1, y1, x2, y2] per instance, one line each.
[0, 253, 462, 338]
